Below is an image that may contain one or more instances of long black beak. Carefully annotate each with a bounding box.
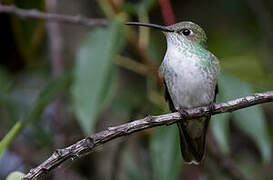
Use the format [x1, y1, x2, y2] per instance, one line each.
[125, 22, 174, 32]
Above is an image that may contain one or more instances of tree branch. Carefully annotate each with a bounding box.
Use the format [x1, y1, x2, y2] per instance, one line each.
[0, 3, 107, 27]
[22, 91, 273, 179]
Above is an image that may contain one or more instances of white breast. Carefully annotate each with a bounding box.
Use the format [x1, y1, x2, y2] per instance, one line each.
[161, 47, 216, 110]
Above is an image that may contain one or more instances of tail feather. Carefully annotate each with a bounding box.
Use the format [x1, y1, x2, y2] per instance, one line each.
[177, 116, 210, 164]
[163, 80, 216, 164]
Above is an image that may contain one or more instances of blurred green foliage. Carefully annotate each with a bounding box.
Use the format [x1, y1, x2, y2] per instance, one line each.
[211, 73, 272, 162]
[150, 125, 182, 180]
[72, 20, 124, 134]
[0, 73, 72, 157]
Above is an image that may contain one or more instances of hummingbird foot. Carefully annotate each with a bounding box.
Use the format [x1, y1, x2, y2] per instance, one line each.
[178, 108, 189, 120]
[208, 103, 215, 117]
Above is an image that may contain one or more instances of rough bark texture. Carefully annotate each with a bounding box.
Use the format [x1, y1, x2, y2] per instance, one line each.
[23, 91, 273, 179]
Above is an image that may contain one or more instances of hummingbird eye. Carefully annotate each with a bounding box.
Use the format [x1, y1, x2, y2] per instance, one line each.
[181, 29, 192, 36]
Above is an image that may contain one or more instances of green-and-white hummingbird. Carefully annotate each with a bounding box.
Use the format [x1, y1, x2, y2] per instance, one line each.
[126, 21, 220, 164]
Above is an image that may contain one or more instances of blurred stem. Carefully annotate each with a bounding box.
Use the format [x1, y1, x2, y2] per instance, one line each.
[45, 2, 67, 179]
[146, 77, 167, 110]
[148, 90, 167, 110]
[115, 55, 147, 75]
[138, 9, 150, 49]
[46, 0, 64, 76]
[0, 122, 21, 157]
[97, 0, 115, 19]
[31, 0, 46, 50]
[31, 22, 46, 54]
[96, 0, 162, 84]
[158, 0, 175, 25]
[0, 73, 72, 157]
[125, 29, 162, 83]
[10, 2, 46, 64]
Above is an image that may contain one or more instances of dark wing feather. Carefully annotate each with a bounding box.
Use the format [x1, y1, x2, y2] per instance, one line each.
[164, 81, 176, 112]
[164, 79, 219, 164]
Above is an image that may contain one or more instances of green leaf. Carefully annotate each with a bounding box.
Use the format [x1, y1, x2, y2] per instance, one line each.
[97, 66, 118, 113]
[220, 54, 273, 87]
[5, 171, 25, 180]
[218, 73, 271, 162]
[211, 74, 232, 154]
[72, 20, 124, 135]
[211, 113, 230, 154]
[150, 125, 183, 180]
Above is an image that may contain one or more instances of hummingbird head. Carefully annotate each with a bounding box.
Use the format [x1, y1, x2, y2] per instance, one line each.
[126, 21, 207, 48]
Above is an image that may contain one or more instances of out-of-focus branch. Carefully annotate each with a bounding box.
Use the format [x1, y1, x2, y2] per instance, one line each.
[45, 1, 66, 179]
[158, 0, 176, 25]
[23, 91, 273, 179]
[115, 55, 147, 75]
[0, 3, 107, 27]
[45, 0, 64, 76]
[138, 9, 150, 49]
[124, 29, 162, 83]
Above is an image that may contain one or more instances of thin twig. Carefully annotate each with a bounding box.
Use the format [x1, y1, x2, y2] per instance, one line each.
[45, 1, 66, 179]
[23, 91, 273, 179]
[115, 55, 147, 76]
[0, 3, 107, 27]
[46, 0, 64, 76]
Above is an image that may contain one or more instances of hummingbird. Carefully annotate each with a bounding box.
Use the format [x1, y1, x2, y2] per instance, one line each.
[126, 21, 220, 164]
